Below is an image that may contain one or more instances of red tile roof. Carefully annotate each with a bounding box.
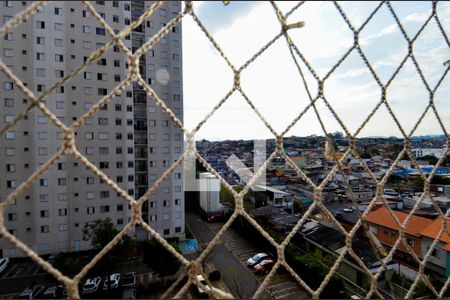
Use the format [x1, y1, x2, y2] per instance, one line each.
[366, 207, 433, 237]
[421, 217, 450, 250]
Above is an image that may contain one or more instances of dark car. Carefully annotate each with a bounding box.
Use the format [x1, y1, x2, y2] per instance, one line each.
[254, 259, 275, 274]
[18, 285, 45, 299]
[207, 213, 224, 223]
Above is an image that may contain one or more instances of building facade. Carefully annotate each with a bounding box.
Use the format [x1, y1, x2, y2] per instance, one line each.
[0, 0, 184, 257]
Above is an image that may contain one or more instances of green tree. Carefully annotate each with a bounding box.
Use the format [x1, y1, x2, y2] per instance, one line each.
[82, 218, 136, 274]
[141, 239, 181, 276]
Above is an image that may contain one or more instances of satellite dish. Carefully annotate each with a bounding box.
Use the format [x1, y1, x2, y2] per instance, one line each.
[156, 68, 170, 86]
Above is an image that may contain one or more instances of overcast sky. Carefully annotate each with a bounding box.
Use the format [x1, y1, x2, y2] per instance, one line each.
[180, 1, 449, 141]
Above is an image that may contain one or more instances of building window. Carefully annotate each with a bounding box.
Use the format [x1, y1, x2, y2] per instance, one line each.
[41, 226, 49, 233]
[54, 23, 63, 31]
[54, 7, 62, 15]
[85, 132, 93, 140]
[6, 180, 16, 188]
[83, 40, 91, 49]
[36, 68, 45, 77]
[5, 148, 15, 156]
[87, 207, 95, 214]
[39, 194, 48, 202]
[36, 20, 45, 29]
[150, 215, 157, 222]
[55, 70, 64, 78]
[4, 48, 13, 57]
[98, 118, 108, 125]
[82, 10, 90, 18]
[58, 209, 67, 216]
[84, 87, 92, 95]
[175, 227, 181, 233]
[96, 27, 105, 35]
[82, 25, 91, 33]
[4, 81, 13, 90]
[159, 9, 167, 17]
[175, 199, 181, 206]
[99, 132, 108, 140]
[6, 163, 15, 172]
[100, 205, 110, 213]
[97, 58, 107, 66]
[38, 147, 48, 156]
[5, 131, 15, 139]
[5, 98, 14, 106]
[55, 54, 64, 62]
[40, 210, 49, 218]
[59, 224, 68, 231]
[7, 213, 17, 221]
[163, 229, 170, 235]
[54, 38, 63, 47]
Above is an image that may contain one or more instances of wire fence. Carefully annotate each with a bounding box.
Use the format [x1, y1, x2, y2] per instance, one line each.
[0, 0, 449, 299]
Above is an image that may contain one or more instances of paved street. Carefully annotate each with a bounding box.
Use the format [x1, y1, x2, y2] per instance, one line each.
[186, 211, 272, 299]
[207, 222, 309, 300]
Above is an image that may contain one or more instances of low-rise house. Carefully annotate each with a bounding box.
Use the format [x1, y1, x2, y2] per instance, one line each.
[253, 185, 293, 209]
[420, 217, 450, 278]
[365, 207, 433, 256]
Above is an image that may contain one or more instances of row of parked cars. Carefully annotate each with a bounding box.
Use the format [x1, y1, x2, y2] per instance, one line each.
[18, 272, 137, 299]
[246, 252, 276, 274]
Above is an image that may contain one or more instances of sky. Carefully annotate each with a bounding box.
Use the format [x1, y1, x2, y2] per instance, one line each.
[180, 1, 450, 141]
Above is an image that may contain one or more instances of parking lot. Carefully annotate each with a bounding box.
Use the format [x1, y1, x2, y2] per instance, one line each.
[207, 222, 308, 300]
[0, 260, 45, 280]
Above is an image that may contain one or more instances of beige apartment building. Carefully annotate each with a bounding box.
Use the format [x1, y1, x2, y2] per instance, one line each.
[0, 0, 184, 257]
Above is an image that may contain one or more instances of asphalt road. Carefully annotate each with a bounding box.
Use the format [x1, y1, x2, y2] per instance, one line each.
[186, 211, 272, 299]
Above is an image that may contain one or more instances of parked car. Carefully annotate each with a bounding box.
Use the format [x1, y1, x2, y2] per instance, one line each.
[195, 275, 211, 295]
[122, 288, 137, 299]
[18, 285, 45, 299]
[103, 273, 121, 290]
[82, 277, 102, 294]
[254, 259, 275, 274]
[42, 285, 64, 299]
[207, 213, 224, 223]
[0, 258, 9, 274]
[120, 272, 136, 288]
[247, 253, 270, 267]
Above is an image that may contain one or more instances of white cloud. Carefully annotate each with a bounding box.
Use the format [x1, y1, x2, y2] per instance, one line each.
[182, 2, 450, 140]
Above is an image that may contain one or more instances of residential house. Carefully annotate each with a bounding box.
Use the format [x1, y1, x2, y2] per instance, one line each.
[420, 217, 450, 279]
[365, 207, 433, 257]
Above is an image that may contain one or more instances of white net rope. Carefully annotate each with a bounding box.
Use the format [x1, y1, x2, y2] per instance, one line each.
[0, 1, 449, 299]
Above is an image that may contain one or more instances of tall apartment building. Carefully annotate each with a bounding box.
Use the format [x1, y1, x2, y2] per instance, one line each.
[0, 0, 184, 257]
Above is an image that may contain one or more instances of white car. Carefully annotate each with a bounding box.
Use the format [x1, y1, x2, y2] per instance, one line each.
[195, 275, 211, 295]
[103, 273, 121, 290]
[82, 277, 102, 294]
[246, 253, 269, 267]
[0, 258, 9, 273]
